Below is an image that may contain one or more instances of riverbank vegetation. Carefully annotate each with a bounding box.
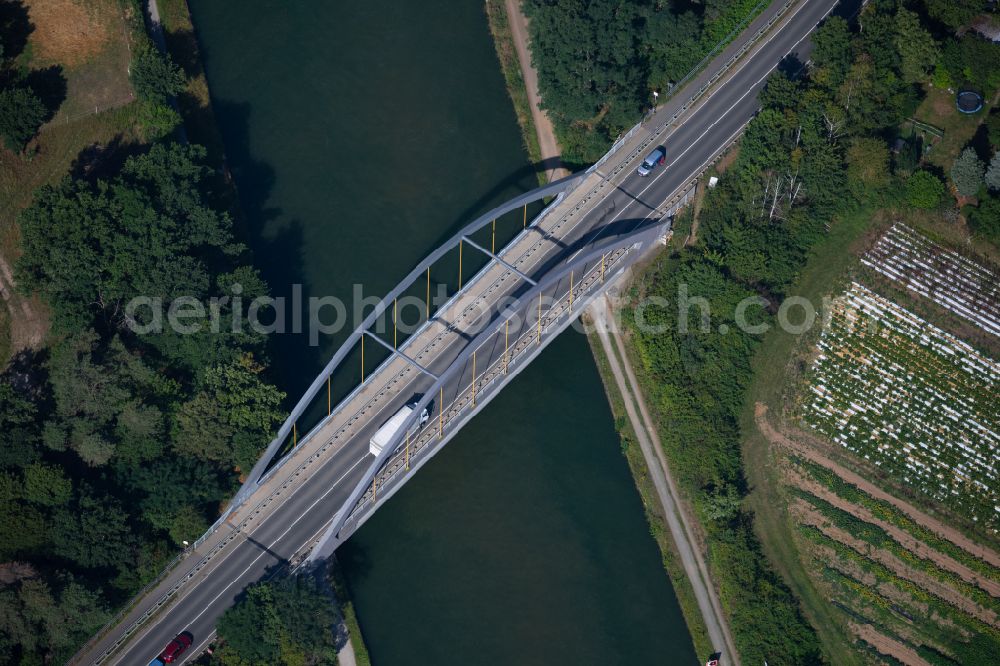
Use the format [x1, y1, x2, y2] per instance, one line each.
[615, 0, 1000, 662]
[0, 1, 286, 662]
[523, 0, 767, 164]
[208, 572, 340, 665]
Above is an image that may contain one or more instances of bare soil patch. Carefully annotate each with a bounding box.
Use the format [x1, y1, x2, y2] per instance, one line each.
[783, 465, 1000, 597]
[849, 623, 932, 666]
[792, 500, 1000, 628]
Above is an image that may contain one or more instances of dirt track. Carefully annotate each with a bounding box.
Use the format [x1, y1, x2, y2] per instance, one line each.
[0, 254, 46, 357]
[503, 0, 570, 182]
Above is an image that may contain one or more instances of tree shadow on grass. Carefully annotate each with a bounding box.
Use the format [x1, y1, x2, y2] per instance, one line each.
[24, 65, 66, 121]
[0, 0, 32, 63]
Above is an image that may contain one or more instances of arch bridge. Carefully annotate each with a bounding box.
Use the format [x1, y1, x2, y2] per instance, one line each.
[222, 167, 677, 558]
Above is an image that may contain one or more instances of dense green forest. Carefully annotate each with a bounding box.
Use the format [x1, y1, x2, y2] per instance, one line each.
[0, 18, 285, 662]
[203, 572, 339, 665]
[624, 0, 1000, 663]
[525, 0, 768, 163]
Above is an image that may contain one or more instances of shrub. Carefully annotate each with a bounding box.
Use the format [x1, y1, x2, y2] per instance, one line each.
[137, 100, 181, 140]
[130, 47, 186, 103]
[906, 170, 944, 208]
[0, 86, 46, 150]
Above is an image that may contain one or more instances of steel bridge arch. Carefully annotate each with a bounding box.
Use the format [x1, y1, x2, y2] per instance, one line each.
[307, 218, 668, 559]
[229, 171, 589, 511]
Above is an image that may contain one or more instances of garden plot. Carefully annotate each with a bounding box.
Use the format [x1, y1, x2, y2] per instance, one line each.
[805, 283, 1000, 529]
[862, 223, 1000, 337]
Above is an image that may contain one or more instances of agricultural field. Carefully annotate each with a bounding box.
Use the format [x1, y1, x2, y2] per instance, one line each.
[803, 282, 999, 531]
[862, 224, 1000, 338]
[777, 446, 1000, 666]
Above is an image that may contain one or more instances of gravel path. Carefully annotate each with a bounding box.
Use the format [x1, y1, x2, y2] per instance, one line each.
[591, 296, 740, 664]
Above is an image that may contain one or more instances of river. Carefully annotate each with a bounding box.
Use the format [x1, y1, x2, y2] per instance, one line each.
[189, 0, 698, 663]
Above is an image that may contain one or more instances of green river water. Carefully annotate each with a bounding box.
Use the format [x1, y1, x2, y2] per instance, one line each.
[189, 1, 698, 663]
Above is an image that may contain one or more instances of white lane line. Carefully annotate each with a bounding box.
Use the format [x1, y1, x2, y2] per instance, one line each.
[112, 454, 368, 666]
[186, 454, 368, 624]
[569, 0, 832, 262]
[567, 0, 823, 263]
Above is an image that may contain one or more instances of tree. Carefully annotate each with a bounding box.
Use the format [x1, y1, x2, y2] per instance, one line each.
[130, 47, 186, 103]
[137, 100, 181, 140]
[216, 582, 282, 663]
[21, 463, 72, 507]
[216, 575, 338, 665]
[0, 86, 46, 151]
[45, 331, 172, 466]
[16, 143, 240, 331]
[940, 35, 1000, 91]
[172, 353, 285, 471]
[906, 170, 945, 209]
[951, 147, 985, 196]
[894, 8, 938, 84]
[1, 575, 109, 663]
[985, 153, 1000, 191]
[846, 137, 890, 194]
[923, 0, 980, 31]
[49, 490, 136, 571]
[969, 195, 1000, 245]
[0, 382, 41, 469]
[811, 16, 852, 87]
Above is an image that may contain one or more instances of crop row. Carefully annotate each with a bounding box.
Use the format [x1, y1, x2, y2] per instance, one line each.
[789, 486, 997, 610]
[800, 525, 1000, 644]
[794, 456, 1000, 584]
[804, 283, 999, 528]
[862, 223, 1000, 336]
[822, 566, 963, 666]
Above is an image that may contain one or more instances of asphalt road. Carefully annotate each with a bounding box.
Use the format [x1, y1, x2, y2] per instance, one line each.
[92, 1, 838, 663]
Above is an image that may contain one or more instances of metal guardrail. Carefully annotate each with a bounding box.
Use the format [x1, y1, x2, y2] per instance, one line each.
[72, 1, 802, 662]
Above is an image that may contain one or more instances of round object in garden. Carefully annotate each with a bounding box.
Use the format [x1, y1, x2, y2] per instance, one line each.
[956, 90, 983, 114]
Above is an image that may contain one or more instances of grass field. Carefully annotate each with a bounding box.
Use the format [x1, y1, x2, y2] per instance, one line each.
[0, 0, 144, 362]
[912, 86, 992, 173]
[741, 204, 873, 666]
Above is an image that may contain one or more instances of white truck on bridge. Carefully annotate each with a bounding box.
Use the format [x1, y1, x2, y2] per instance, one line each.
[370, 403, 428, 456]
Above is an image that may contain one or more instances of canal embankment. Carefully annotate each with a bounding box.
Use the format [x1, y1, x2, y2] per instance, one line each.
[487, 0, 729, 660]
[152, 1, 371, 661]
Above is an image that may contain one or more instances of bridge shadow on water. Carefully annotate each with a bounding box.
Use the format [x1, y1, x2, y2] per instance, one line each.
[427, 156, 587, 253]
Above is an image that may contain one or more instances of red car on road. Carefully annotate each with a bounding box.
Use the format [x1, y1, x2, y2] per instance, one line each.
[156, 631, 193, 663]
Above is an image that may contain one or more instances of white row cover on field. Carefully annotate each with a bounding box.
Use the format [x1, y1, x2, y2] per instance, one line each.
[805, 282, 999, 530]
[862, 223, 1000, 338]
